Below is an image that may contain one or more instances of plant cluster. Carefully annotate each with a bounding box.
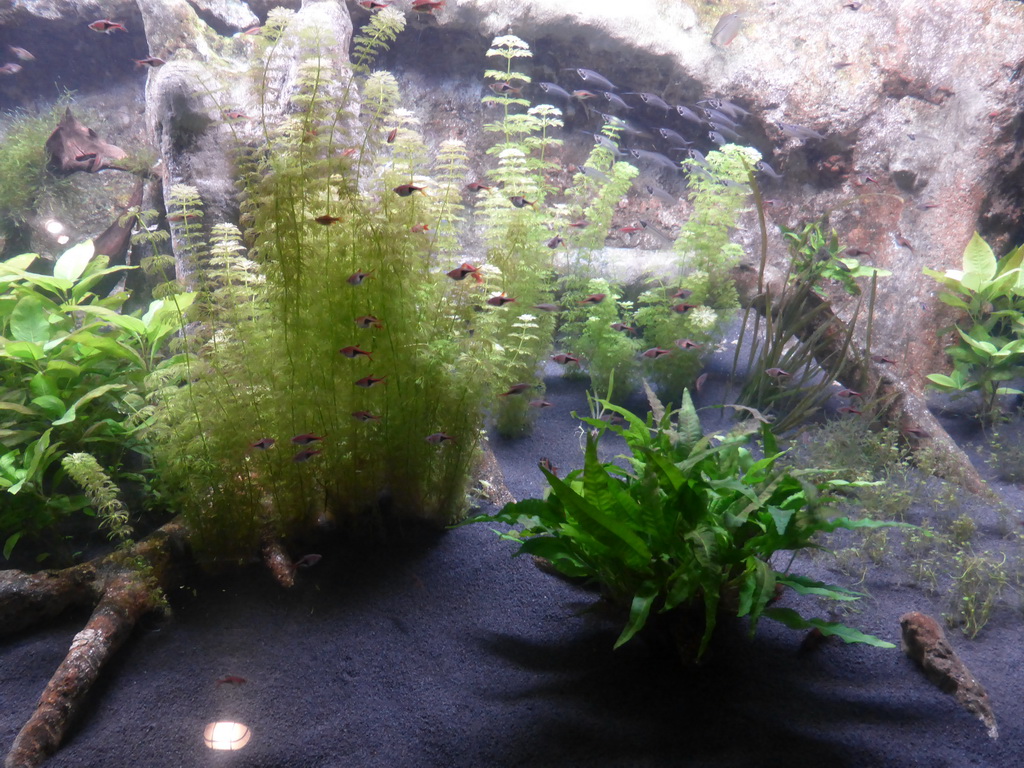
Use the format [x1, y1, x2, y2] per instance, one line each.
[0, 241, 192, 561]
[466, 384, 897, 661]
[925, 232, 1024, 425]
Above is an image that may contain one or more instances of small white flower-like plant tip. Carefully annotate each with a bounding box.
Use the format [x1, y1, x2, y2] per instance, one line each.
[488, 35, 532, 57]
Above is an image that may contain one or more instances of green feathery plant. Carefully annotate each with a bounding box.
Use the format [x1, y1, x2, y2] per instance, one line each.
[464, 384, 900, 661]
[635, 145, 754, 397]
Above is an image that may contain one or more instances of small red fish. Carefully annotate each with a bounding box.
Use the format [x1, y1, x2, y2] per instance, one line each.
[134, 57, 166, 68]
[249, 438, 276, 450]
[672, 302, 699, 314]
[0, 63, 23, 75]
[354, 315, 383, 329]
[547, 236, 566, 248]
[529, 399, 554, 408]
[538, 457, 559, 477]
[216, 675, 246, 686]
[339, 345, 373, 360]
[610, 323, 637, 334]
[411, 0, 444, 12]
[314, 214, 343, 225]
[425, 432, 456, 445]
[341, 147, 358, 157]
[393, 184, 425, 197]
[486, 293, 516, 307]
[386, 127, 398, 143]
[499, 383, 532, 397]
[568, 220, 589, 228]
[291, 433, 325, 445]
[293, 448, 322, 463]
[294, 553, 322, 569]
[351, 411, 381, 422]
[578, 293, 606, 305]
[465, 182, 492, 192]
[671, 288, 693, 299]
[489, 82, 523, 96]
[242, 26, 262, 35]
[551, 354, 580, 365]
[618, 225, 642, 234]
[695, 372, 708, 393]
[446, 263, 480, 281]
[357, 0, 390, 8]
[355, 375, 387, 388]
[410, 223, 430, 233]
[765, 367, 791, 379]
[798, 627, 827, 654]
[532, 303, 561, 312]
[642, 348, 673, 359]
[872, 354, 896, 365]
[836, 388, 862, 398]
[222, 110, 251, 120]
[347, 270, 375, 286]
[88, 19, 127, 34]
[837, 406, 863, 415]
[675, 339, 702, 350]
[572, 90, 600, 100]
[509, 195, 535, 209]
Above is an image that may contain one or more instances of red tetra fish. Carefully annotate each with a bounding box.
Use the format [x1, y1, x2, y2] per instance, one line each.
[216, 675, 246, 686]
[357, 0, 390, 8]
[617, 225, 643, 234]
[695, 372, 709, 393]
[386, 127, 398, 143]
[547, 236, 566, 249]
[293, 448, 322, 463]
[0, 63, 23, 75]
[486, 293, 516, 307]
[314, 214, 343, 225]
[672, 302, 699, 314]
[425, 432, 456, 445]
[551, 354, 580, 365]
[675, 339, 702, 350]
[532, 303, 561, 312]
[134, 57, 166, 68]
[836, 388, 862, 398]
[242, 26, 262, 35]
[340, 147, 358, 157]
[354, 315, 383, 329]
[355, 375, 387, 388]
[489, 82, 523, 96]
[347, 270, 375, 286]
[410, 223, 430, 233]
[538, 457, 559, 477]
[291, 433, 325, 446]
[765, 367, 791, 379]
[446, 263, 480, 281]
[671, 287, 693, 299]
[610, 323, 637, 335]
[568, 220, 589, 228]
[8, 46, 34, 62]
[351, 411, 381, 423]
[642, 348, 673, 359]
[411, 0, 444, 13]
[837, 406, 863, 415]
[222, 110, 251, 121]
[339, 345, 373, 361]
[294, 553, 322, 569]
[88, 19, 127, 34]
[465, 182, 492, 192]
[499, 383, 532, 397]
[393, 184, 425, 197]
[578, 293, 606, 305]
[529, 399, 554, 408]
[871, 354, 897, 365]
[249, 438, 276, 451]
[509, 195, 536, 209]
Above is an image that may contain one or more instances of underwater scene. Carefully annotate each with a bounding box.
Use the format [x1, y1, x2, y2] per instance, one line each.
[1, 1, 1023, 765]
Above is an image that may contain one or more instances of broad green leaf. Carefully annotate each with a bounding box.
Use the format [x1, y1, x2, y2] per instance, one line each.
[3, 531, 23, 559]
[926, 373, 964, 390]
[52, 383, 127, 425]
[1, 253, 38, 272]
[764, 606, 896, 648]
[30, 395, 66, 418]
[776, 574, 862, 601]
[962, 232, 996, 281]
[10, 295, 52, 343]
[0, 401, 37, 416]
[67, 331, 145, 367]
[71, 305, 147, 336]
[53, 240, 95, 282]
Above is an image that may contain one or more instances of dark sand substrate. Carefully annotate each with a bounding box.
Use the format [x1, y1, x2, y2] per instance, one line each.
[3, 372, 1022, 768]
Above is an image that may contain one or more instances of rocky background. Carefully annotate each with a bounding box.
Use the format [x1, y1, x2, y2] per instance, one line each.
[0, 0, 1022, 387]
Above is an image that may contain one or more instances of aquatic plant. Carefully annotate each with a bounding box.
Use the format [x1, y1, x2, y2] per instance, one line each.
[466, 384, 899, 661]
[0, 241, 193, 561]
[925, 232, 1024, 425]
[635, 145, 753, 397]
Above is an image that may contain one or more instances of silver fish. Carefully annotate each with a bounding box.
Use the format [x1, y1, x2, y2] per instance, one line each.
[581, 131, 623, 155]
[685, 148, 708, 167]
[701, 107, 739, 129]
[580, 165, 611, 183]
[638, 220, 673, 244]
[708, 130, 727, 145]
[625, 92, 672, 111]
[699, 98, 750, 121]
[778, 121, 826, 140]
[674, 104, 704, 126]
[602, 91, 633, 110]
[710, 122, 743, 142]
[574, 67, 616, 91]
[629, 149, 679, 171]
[711, 12, 744, 47]
[644, 184, 678, 206]
[538, 82, 572, 100]
[755, 160, 784, 179]
[658, 127, 693, 146]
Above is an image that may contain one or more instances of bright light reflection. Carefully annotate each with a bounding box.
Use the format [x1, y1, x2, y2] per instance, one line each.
[203, 721, 252, 751]
[56, 235, 70, 245]
[45, 219, 64, 234]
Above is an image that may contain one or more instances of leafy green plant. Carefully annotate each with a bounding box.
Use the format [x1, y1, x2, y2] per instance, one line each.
[0, 241, 193, 560]
[925, 232, 1024, 425]
[945, 547, 1010, 639]
[465, 384, 899, 661]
